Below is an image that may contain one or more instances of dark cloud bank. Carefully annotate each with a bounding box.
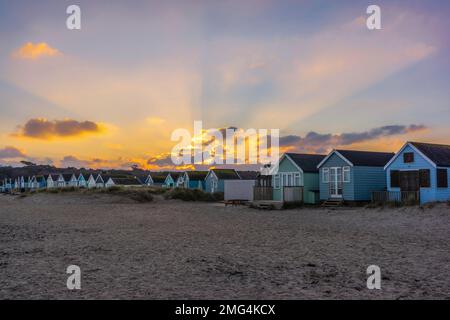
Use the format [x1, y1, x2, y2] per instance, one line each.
[14, 118, 101, 139]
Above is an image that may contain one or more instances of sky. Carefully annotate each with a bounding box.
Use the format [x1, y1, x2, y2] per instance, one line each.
[0, 0, 449, 170]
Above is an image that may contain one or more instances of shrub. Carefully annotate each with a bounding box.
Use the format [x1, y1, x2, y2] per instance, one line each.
[165, 188, 223, 202]
[211, 192, 224, 201]
[125, 189, 154, 203]
[147, 187, 167, 195]
[60, 186, 77, 193]
[105, 186, 121, 192]
[100, 187, 154, 202]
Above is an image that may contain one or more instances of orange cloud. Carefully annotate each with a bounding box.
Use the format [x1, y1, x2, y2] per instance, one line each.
[13, 118, 104, 140]
[13, 42, 61, 60]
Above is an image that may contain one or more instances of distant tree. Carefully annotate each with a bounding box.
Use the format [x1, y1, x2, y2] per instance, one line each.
[130, 164, 140, 171]
[20, 161, 37, 166]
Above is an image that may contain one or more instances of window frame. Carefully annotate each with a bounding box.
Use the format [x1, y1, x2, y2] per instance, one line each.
[437, 168, 448, 188]
[419, 169, 431, 188]
[403, 152, 414, 163]
[342, 166, 351, 183]
[322, 168, 329, 183]
[390, 170, 400, 188]
[273, 174, 280, 189]
[294, 172, 301, 186]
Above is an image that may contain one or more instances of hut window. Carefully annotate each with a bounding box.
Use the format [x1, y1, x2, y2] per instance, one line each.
[294, 173, 301, 186]
[343, 166, 350, 183]
[322, 168, 329, 183]
[437, 169, 448, 188]
[273, 174, 280, 189]
[403, 152, 414, 163]
[419, 169, 430, 188]
[390, 170, 400, 188]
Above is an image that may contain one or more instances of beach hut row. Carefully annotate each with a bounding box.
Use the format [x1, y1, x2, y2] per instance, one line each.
[1, 141, 449, 205]
[254, 141, 450, 206]
[0, 173, 145, 192]
[0, 169, 260, 195]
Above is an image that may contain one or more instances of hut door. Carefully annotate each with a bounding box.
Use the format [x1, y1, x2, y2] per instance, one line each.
[330, 167, 343, 198]
[400, 171, 419, 192]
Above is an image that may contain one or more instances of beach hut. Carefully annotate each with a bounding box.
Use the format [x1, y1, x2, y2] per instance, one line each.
[175, 173, 186, 188]
[180, 171, 208, 190]
[163, 172, 181, 188]
[60, 174, 74, 187]
[205, 169, 240, 193]
[2, 178, 13, 192]
[134, 173, 149, 186]
[19, 176, 26, 190]
[383, 142, 450, 205]
[78, 173, 87, 188]
[105, 176, 142, 188]
[29, 176, 46, 190]
[46, 174, 60, 189]
[147, 172, 168, 187]
[142, 173, 154, 186]
[95, 174, 105, 188]
[317, 149, 394, 203]
[64, 173, 78, 187]
[87, 174, 97, 189]
[269, 153, 326, 204]
[35, 176, 47, 189]
[28, 176, 38, 190]
[224, 171, 259, 202]
[55, 174, 67, 188]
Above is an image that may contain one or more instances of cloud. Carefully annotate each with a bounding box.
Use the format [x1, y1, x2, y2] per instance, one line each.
[147, 153, 180, 170]
[0, 146, 27, 159]
[60, 155, 90, 168]
[280, 124, 426, 153]
[57, 155, 148, 170]
[14, 118, 102, 139]
[13, 42, 61, 60]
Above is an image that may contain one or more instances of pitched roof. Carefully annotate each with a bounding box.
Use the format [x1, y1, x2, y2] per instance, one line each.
[134, 174, 149, 184]
[35, 176, 46, 183]
[211, 169, 240, 180]
[285, 153, 326, 173]
[168, 172, 182, 180]
[336, 150, 394, 167]
[185, 171, 208, 180]
[49, 174, 60, 181]
[62, 174, 73, 181]
[109, 177, 142, 186]
[149, 172, 169, 183]
[236, 171, 259, 180]
[410, 142, 450, 167]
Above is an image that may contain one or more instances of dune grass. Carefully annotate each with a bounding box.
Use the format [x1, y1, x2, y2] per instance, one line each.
[164, 188, 224, 202]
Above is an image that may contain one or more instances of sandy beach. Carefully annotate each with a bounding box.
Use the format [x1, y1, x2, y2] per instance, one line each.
[0, 193, 449, 299]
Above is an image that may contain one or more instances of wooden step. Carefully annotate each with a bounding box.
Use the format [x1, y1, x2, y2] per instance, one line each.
[321, 199, 344, 207]
[250, 200, 283, 210]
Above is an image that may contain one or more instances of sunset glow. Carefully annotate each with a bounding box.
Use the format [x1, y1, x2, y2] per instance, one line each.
[1, 0, 449, 170]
